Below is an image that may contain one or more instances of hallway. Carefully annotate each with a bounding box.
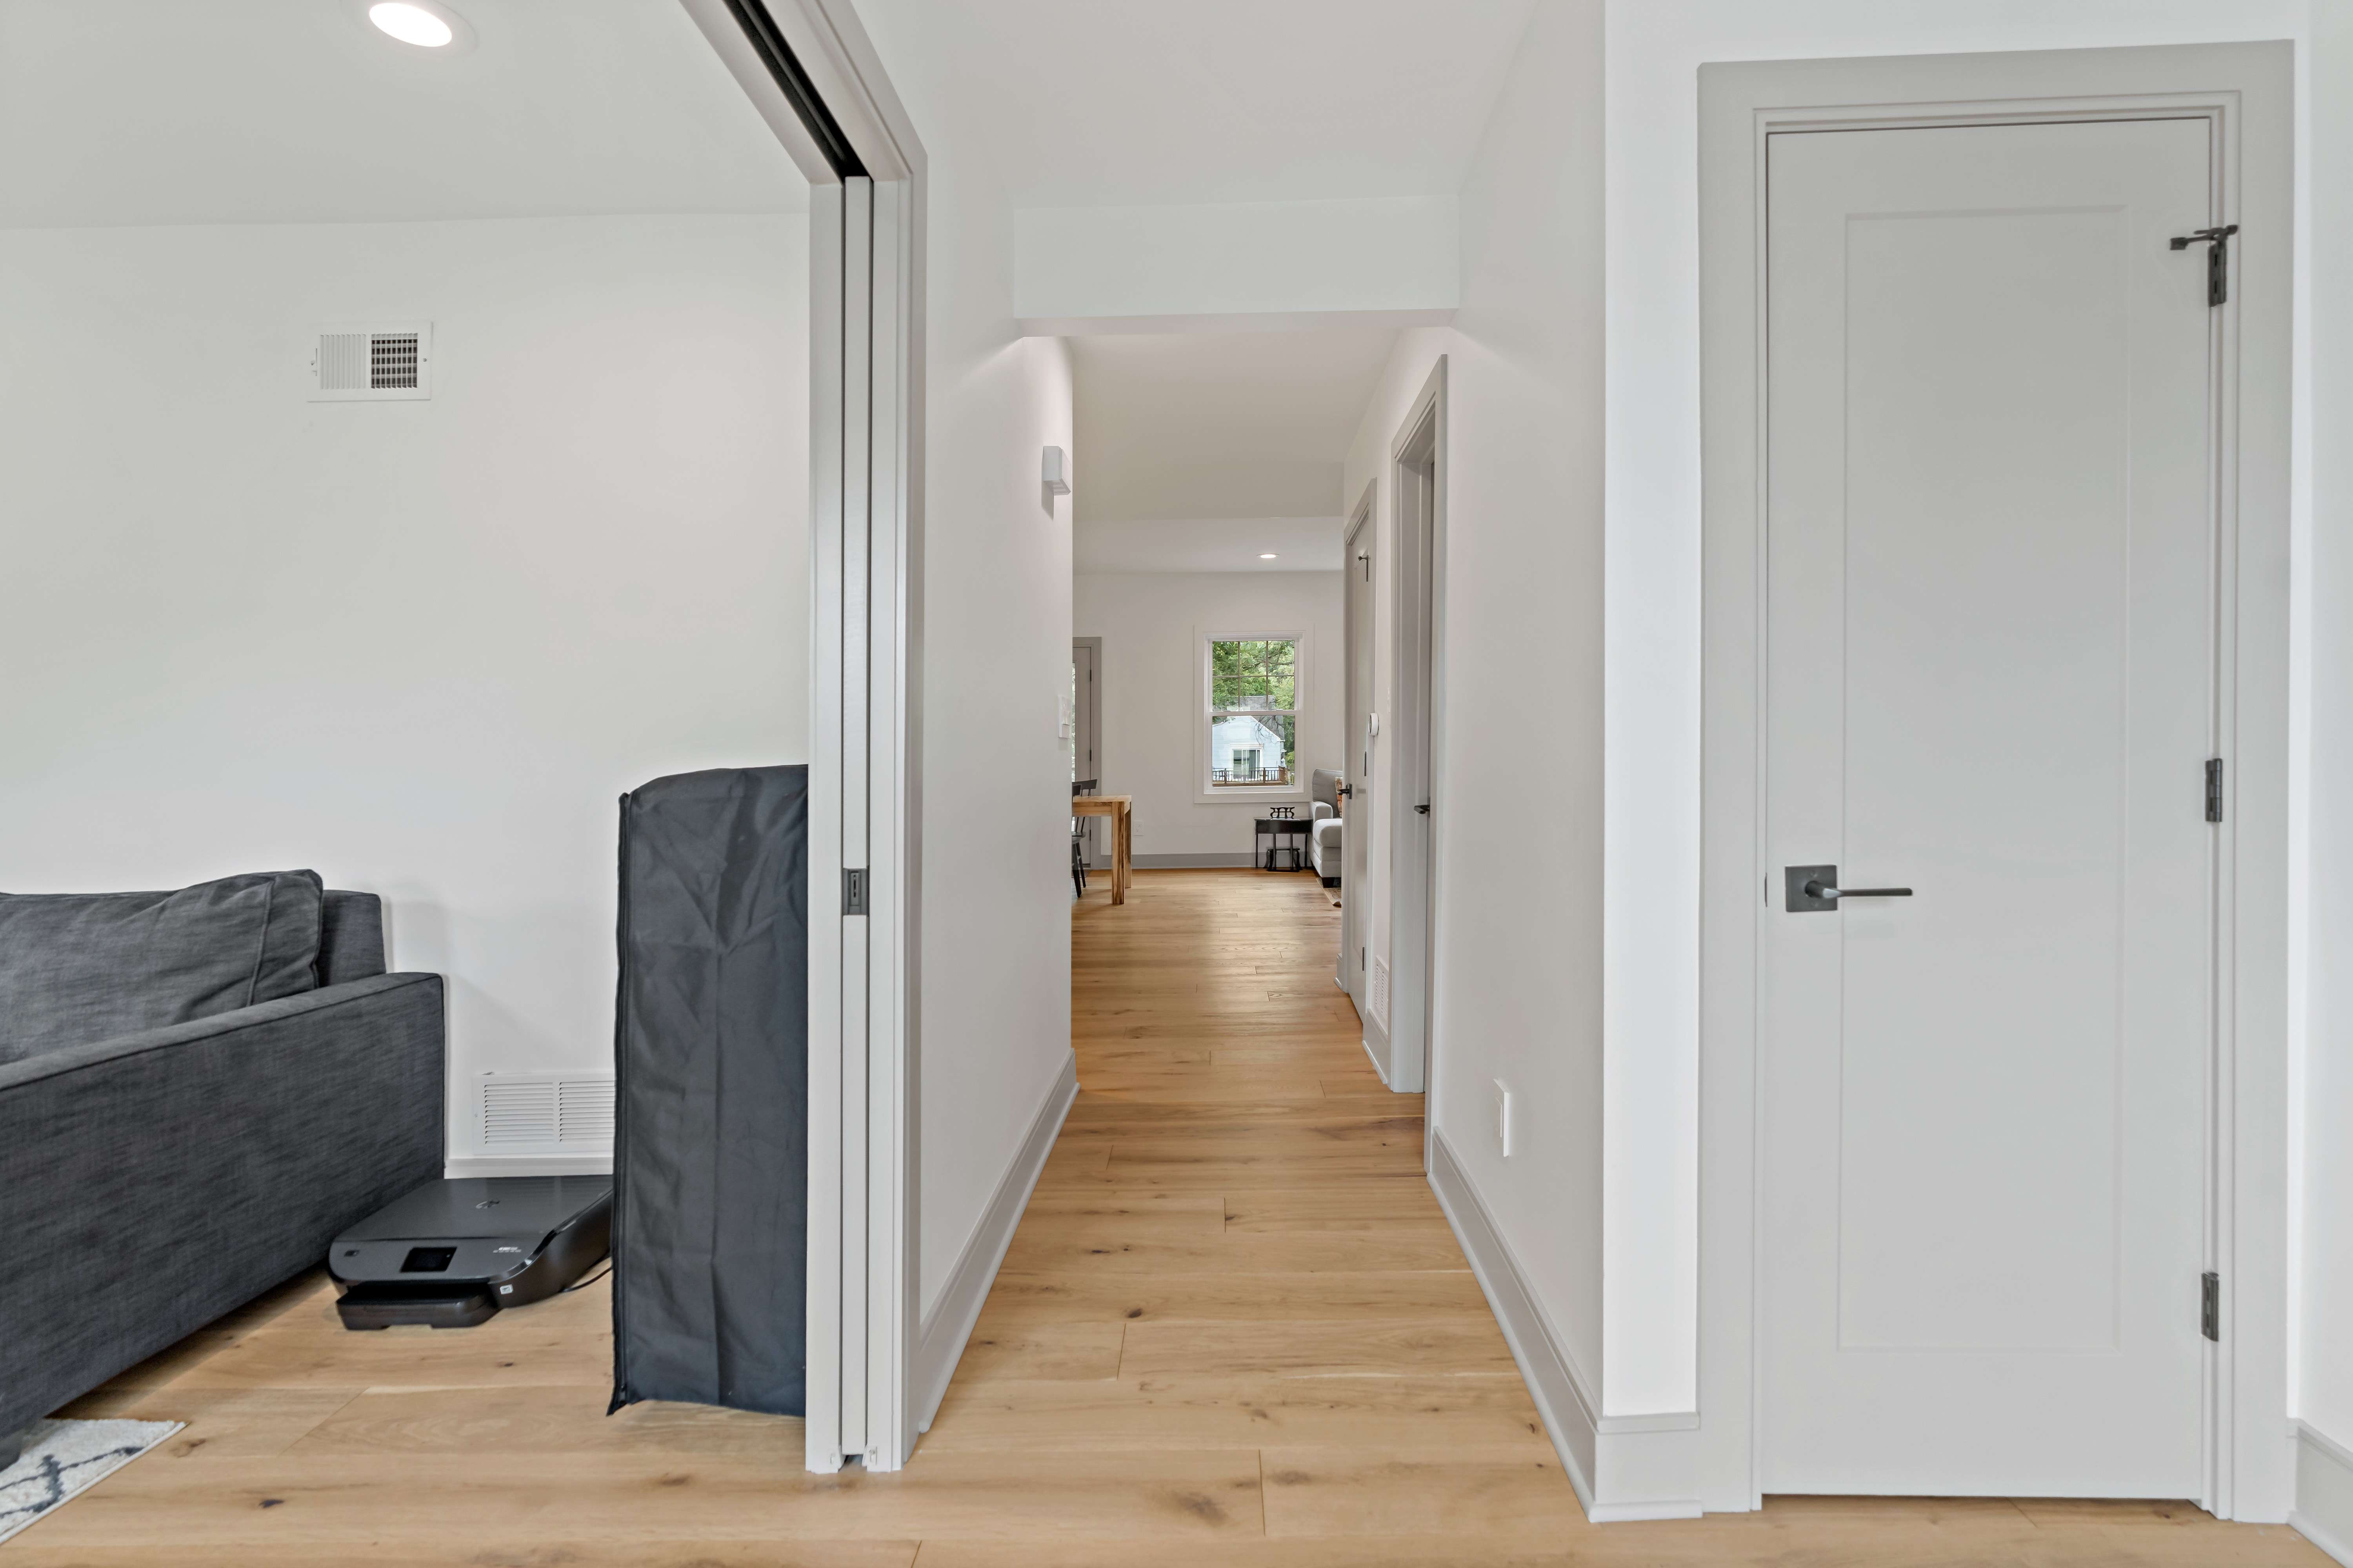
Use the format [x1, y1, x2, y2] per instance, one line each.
[922, 867, 1566, 1522]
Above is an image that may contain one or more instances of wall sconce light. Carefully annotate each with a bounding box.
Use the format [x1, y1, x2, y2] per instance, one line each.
[1042, 446, 1071, 496]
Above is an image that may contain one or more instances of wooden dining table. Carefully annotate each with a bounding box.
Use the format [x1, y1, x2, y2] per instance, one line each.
[1071, 794, 1134, 904]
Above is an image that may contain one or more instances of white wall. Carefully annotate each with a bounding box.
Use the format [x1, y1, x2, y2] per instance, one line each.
[0, 213, 810, 1163]
[1016, 197, 1458, 331]
[2300, 0, 2353, 1487]
[850, 6, 1082, 1328]
[1601, 0, 2311, 1439]
[1075, 572, 1343, 859]
[1340, 0, 1608, 1408]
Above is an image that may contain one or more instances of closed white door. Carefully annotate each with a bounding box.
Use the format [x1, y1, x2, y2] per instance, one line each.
[1761, 117, 2218, 1496]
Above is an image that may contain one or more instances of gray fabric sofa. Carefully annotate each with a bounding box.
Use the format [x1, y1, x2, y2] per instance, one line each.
[1310, 768, 1344, 886]
[0, 872, 444, 1459]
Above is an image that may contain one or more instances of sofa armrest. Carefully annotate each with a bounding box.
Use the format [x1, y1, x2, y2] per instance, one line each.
[0, 972, 445, 1437]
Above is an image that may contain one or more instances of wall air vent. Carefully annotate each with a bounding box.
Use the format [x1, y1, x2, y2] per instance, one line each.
[1371, 956, 1391, 1029]
[480, 1072, 615, 1150]
[311, 324, 432, 402]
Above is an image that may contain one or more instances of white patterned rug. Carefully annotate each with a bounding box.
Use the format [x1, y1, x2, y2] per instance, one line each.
[0, 1419, 183, 1545]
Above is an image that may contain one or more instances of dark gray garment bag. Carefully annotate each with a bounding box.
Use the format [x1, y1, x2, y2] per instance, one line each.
[610, 765, 807, 1417]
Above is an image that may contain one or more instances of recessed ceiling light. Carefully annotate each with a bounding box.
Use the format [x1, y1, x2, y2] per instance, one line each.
[1259, 553, 1278, 560]
[363, 1, 475, 52]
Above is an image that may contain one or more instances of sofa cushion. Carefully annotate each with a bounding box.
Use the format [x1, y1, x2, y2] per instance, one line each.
[0, 871, 324, 1063]
[1311, 816, 1343, 876]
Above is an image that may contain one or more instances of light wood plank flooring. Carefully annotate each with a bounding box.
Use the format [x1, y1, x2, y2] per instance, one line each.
[7, 867, 2328, 1564]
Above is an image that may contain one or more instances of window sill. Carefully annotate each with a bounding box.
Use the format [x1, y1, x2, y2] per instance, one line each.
[1195, 786, 1309, 807]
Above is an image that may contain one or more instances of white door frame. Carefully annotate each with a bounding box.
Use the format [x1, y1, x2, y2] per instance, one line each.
[1389, 360, 1447, 1100]
[1342, 481, 1376, 1014]
[1697, 43, 2292, 1518]
[682, 0, 927, 1474]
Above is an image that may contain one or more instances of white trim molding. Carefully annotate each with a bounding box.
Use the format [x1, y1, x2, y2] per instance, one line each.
[443, 1154, 612, 1179]
[1697, 42, 2295, 1517]
[1427, 1130, 1600, 1513]
[1385, 358, 1446, 1101]
[913, 1052, 1078, 1435]
[2296, 1422, 2353, 1568]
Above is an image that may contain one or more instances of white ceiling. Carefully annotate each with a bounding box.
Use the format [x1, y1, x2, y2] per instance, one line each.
[0, 0, 804, 227]
[857, 0, 1538, 207]
[1071, 326, 1398, 553]
[1076, 517, 1346, 575]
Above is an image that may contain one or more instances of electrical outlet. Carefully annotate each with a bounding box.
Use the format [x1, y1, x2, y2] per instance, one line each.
[1493, 1079, 1515, 1158]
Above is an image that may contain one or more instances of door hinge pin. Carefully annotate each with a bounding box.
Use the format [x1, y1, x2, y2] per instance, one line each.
[2170, 224, 2239, 307]
[2206, 758, 2225, 823]
[2202, 1271, 2221, 1342]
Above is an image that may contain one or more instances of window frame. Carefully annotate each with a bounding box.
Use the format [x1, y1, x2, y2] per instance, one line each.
[1198, 629, 1309, 804]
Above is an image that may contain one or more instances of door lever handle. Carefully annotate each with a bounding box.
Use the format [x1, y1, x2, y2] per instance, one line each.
[1786, 864, 1911, 912]
[1804, 880, 1911, 901]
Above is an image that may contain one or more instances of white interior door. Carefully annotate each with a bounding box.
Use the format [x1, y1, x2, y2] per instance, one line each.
[1760, 116, 2218, 1496]
[1342, 511, 1375, 1000]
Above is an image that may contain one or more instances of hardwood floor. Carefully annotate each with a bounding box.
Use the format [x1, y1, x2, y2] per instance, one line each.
[8, 867, 2328, 1564]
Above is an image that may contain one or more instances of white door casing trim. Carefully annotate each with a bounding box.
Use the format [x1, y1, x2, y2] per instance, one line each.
[680, 0, 927, 1475]
[1390, 358, 1447, 1101]
[1342, 480, 1376, 1007]
[1697, 42, 2291, 1519]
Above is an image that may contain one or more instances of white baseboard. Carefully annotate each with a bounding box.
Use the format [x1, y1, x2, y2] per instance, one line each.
[2295, 1421, 2353, 1567]
[1587, 1497, 1707, 1523]
[1426, 1128, 1599, 1514]
[1360, 1010, 1392, 1087]
[913, 1050, 1079, 1433]
[1131, 852, 1257, 868]
[444, 1152, 612, 1178]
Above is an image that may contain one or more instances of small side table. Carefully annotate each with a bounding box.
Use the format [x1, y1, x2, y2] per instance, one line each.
[1254, 816, 1310, 872]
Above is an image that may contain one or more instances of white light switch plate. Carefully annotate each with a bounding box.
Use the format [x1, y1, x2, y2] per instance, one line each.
[1493, 1079, 1515, 1158]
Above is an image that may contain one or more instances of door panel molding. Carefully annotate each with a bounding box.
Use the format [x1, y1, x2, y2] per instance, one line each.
[1698, 42, 2291, 1519]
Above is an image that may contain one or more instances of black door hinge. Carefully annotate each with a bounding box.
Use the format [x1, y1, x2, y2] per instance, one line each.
[2170, 224, 2239, 306]
[2206, 758, 2225, 823]
[843, 867, 868, 916]
[2202, 1271, 2221, 1342]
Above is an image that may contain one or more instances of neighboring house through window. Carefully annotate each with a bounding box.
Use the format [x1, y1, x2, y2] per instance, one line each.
[1205, 636, 1298, 790]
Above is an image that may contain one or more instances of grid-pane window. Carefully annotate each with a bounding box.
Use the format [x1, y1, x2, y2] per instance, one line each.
[1207, 638, 1297, 788]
